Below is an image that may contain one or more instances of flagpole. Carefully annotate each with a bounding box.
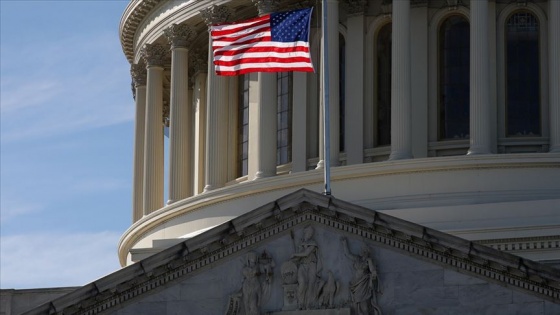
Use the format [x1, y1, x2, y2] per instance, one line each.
[322, 0, 332, 196]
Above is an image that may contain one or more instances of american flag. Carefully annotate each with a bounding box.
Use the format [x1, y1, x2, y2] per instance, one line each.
[211, 8, 314, 76]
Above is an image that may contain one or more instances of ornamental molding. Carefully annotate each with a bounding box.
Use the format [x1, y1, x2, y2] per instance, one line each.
[120, 0, 164, 63]
[164, 23, 196, 49]
[130, 63, 147, 87]
[200, 5, 232, 26]
[345, 0, 368, 15]
[30, 189, 560, 315]
[252, 0, 280, 16]
[118, 154, 560, 264]
[477, 235, 560, 253]
[190, 49, 208, 73]
[140, 43, 168, 67]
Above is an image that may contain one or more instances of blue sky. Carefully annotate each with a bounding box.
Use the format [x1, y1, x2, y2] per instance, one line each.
[1, 0, 134, 289]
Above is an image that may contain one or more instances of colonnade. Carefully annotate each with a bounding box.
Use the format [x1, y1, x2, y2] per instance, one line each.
[129, 0, 560, 221]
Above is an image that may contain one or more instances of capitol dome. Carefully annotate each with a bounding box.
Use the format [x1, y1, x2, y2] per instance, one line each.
[119, 0, 560, 269]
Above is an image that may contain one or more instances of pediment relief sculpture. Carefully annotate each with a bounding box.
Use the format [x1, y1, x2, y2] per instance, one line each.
[226, 226, 383, 314]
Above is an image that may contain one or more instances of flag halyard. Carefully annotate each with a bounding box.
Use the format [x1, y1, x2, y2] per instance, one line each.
[211, 8, 314, 76]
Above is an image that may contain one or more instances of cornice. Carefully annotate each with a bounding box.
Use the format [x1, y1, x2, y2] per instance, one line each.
[118, 153, 560, 266]
[120, 0, 163, 63]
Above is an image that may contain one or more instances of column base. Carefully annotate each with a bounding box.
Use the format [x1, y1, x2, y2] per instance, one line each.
[315, 159, 324, 170]
[203, 185, 215, 193]
[388, 150, 413, 161]
[549, 145, 560, 153]
[166, 199, 176, 205]
[254, 171, 276, 179]
[467, 145, 491, 155]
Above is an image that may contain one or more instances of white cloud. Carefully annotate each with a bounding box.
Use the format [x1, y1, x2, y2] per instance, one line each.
[0, 199, 43, 224]
[0, 80, 63, 113]
[70, 177, 130, 194]
[0, 31, 134, 143]
[0, 231, 123, 289]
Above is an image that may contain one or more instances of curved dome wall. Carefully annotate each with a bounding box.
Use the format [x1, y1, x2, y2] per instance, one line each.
[119, 0, 560, 267]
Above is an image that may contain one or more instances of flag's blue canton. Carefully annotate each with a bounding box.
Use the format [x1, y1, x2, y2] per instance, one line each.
[270, 8, 312, 42]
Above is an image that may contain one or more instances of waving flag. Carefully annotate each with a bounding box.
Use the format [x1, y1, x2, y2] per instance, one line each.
[211, 8, 314, 76]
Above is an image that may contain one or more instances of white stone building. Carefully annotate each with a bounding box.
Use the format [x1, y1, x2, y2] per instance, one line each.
[4, 0, 560, 314]
[120, 0, 560, 268]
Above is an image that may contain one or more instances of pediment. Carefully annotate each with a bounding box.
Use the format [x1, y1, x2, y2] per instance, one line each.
[25, 189, 560, 314]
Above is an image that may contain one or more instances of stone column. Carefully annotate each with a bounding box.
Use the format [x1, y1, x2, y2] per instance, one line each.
[191, 52, 208, 194]
[345, 0, 367, 165]
[140, 44, 166, 214]
[130, 64, 147, 222]
[164, 24, 196, 204]
[550, 0, 560, 153]
[291, 72, 308, 173]
[467, 0, 492, 155]
[200, 5, 232, 192]
[317, 0, 340, 168]
[389, 0, 413, 160]
[252, 0, 279, 179]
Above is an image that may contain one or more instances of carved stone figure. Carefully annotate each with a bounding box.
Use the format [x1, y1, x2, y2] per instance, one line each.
[318, 270, 339, 308]
[291, 226, 322, 310]
[226, 250, 275, 315]
[341, 237, 382, 315]
[242, 252, 261, 315]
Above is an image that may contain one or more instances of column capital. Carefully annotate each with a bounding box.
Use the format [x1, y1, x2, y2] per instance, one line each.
[380, 0, 392, 16]
[130, 63, 147, 87]
[345, 0, 368, 15]
[140, 43, 168, 67]
[190, 50, 208, 73]
[252, 0, 280, 16]
[200, 5, 232, 27]
[164, 24, 196, 49]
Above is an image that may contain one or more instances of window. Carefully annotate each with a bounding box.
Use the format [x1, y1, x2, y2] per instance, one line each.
[238, 75, 249, 176]
[376, 23, 391, 146]
[438, 15, 469, 140]
[506, 11, 540, 136]
[277, 72, 292, 165]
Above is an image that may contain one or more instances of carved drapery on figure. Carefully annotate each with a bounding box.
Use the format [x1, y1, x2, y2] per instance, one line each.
[341, 237, 382, 315]
[291, 226, 322, 310]
[226, 251, 275, 315]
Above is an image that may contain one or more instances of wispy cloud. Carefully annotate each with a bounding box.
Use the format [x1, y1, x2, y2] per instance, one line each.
[0, 198, 43, 224]
[0, 80, 63, 113]
[1, 31, 134, 143]
[0, 231, 122, 289]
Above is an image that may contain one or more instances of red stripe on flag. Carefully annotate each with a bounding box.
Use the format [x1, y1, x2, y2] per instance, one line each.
[215, 57, 312, 66]
[216, 67, 314, 76]
[213, 45, 310, 57]
[209, 8, 314, 75]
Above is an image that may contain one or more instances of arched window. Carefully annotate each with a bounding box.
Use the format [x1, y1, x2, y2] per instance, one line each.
[506, 11, 540, 137]
[438, 15, 469, 140]
[376, 23, 391, 146]
[238, 75, 249, 177]
[277, 72, 292, 165]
